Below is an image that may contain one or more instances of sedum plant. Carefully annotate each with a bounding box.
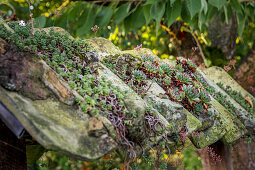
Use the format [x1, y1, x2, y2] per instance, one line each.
[132, 70, 146, 83]
[183, 84, 200, 105]
[175, 72, 192, 84]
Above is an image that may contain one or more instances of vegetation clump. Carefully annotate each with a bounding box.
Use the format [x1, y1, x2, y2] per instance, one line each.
[192, 71, 239, 117]
[0, 21, 138, 157]
[0, 21, 182, 169]
[217, 82, 255, 115]
[103, 55, 212, 119]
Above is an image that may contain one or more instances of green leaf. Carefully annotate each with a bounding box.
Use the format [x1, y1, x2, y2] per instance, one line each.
[237, 12, 245, 36]
[54, 12, 68, 29]
[95, 7, 114, 28]
[114, 3, 131, 24]
[208, 0, 226, 10]
[186, 0, 201, 18]
[245, 5, 254, 19]
[223, 6, 228, 24]
[198, 11, 206, 30]
[150, 1, 165, 35]
[34, 16, 46, 28]
[189, 16, 197, 31]
[67, 2, 84, 22]
[77, 5, 96, 36]
[206, 4, 218, 20]
[170, 0, 177, 5]
[201, 0, 207, 14]
[124, 6, 145, 32]
[230, 0, 241, 13]
[167, 0, 182, 27]
[181, 1, 191, 22]
[145, 0, 162, 5]
[143, 4, 152, 25]
[204, 59, 212, 67]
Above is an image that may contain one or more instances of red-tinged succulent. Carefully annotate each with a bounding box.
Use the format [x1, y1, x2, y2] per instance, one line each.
[143, 62, 158, 74]
[132, 70, 146, 83]
[175, 72, 192, 84]
[200, 89, 211, 104]
[169, 88, 185, 102]
[182, 84, 200, 105]
[159, 63, 175, 76]
[174, 64, 185, 72]
[164, 76, 172, 86]
[141, 55, 157, 63]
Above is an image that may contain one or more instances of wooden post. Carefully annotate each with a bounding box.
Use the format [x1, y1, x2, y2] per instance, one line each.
[0, 119, 27, 170]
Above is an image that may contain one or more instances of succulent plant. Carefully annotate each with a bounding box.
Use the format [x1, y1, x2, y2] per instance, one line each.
[175, 64, 184, 72]
[158, 67, 165, 77]
[143, 62, 158, 73]
[176, 56, 187, 64]
[194, 103, 204, 115]
[141, 55, 157, 63]
[186, 59, 197, 69]
[169, 88, 185, 102]
[1, 21, 140, 159]
[164, 76, 172, 86]
[132, 70, 147, 83]
[217, 82, 255, 114]
[183, 84, 200, 104]
[192, 81, 202, 89]
[193, 73, 215, 95]
[159, 63, 175, 76]
[200, 89, 211, 104]
[175, 72, 192, 84]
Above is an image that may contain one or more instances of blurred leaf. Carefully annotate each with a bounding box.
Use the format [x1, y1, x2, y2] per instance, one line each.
[77, 6, 96, 36]
[186, 0, 201, 18]
[181, 0, 191, 22]
[145, 0, 162, 5]
[124, 6, 145, 32]
[198, 12, 206, 30]
[208, 0, 226, 10]
[114, 3, 131, 25]
[206, 4, 218, 21]
[170, 0, 177, 5]
[67, 2, 84, 22]
[54, 12, 68, 29]
[204, 59, 212, 67]
[150, 1, 165, 35]
[201, 0, 208, 14]
[34, 16, 46, 28]
[95, 7, 114, 28]
[230, 0, 242, 13]
[237, 12, 245, 36]
[245, 5, 255, 19]
[189, 16, 197, 31]
[143, 4, 152, 25]
[224, 6, 228, 24]
[167, 0, 182, 27]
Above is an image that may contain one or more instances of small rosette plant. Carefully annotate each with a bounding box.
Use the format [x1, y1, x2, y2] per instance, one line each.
[183, 84, 200, 105]
[175, 72, 192, 84]
[159, 63, 175, 76]
[143, 62, 158, 74]
[141, 55, 157, 63]
[132, 70, 147, 83]
[169, 88, 185, 102]
[164, 76, 172, 86]
[200, 89, 211, 104]
[186, 59, 197, 69]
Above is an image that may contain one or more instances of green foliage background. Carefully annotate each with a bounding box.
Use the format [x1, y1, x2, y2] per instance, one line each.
[1, 0, 255, 169]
